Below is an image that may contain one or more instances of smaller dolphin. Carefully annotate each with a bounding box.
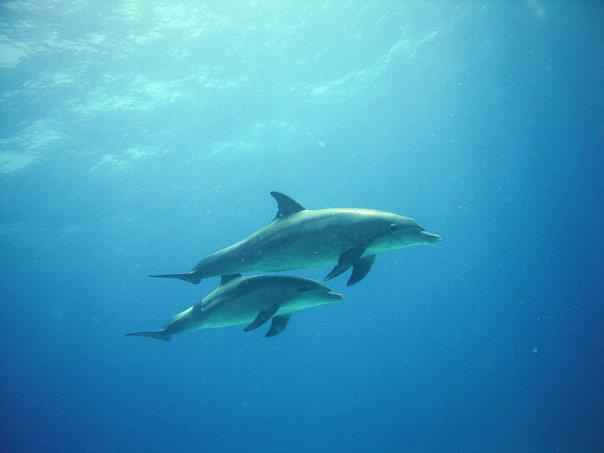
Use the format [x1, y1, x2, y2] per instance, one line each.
[126, 274, 344, 341]
[151, 192, 442, 286]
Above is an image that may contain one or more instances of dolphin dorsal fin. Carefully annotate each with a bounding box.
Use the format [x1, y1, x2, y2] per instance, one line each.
[220, 274, 242, 285]
[270, 191, 305, 219]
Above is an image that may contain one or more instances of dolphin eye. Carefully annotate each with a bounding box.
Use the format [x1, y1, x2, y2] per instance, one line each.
[298, 287, 313, 292]
[390, 223, 402, 230]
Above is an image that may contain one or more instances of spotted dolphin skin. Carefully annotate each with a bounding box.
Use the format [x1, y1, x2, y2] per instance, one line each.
[150, 192, 441, 286]
[126, 274, 344, 341]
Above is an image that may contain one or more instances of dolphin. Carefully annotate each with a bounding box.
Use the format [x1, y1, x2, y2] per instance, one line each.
[126, 274, 344, 341]
[150, 192, 441, 286]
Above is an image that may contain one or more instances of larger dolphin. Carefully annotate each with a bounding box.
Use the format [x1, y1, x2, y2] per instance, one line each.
[126, 274, 344, 341]
[151, 192, 441, 286]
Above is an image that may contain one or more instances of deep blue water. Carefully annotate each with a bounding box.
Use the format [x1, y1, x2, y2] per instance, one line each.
[1, 2, 603, 451]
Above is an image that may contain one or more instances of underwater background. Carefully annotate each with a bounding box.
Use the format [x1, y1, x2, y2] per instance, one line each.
[1, 1, 603, 451]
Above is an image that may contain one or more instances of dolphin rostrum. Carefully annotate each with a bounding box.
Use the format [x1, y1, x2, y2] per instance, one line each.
[150, 192, 442, 286]
[126, 274, 344, 341]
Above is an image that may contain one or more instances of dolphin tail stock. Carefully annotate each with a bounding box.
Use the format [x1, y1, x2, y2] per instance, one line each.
[125, 330, 172, 342]
[148, 271, 202, 284]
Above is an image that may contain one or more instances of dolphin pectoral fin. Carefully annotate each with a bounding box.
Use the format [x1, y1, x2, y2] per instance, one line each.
[325, 245, 366, 281]
[324, 262, 350, 281]
[243, 303, 280, 332]
[266, 314, 291, 337]
[347, 254, 376, 286]
[149, 272, 202, 284]
[270, 191, 305, 219]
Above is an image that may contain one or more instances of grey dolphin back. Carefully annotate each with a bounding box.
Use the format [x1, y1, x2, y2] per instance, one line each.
[271, 191, 305, 219]
[148, 191, 383, 287]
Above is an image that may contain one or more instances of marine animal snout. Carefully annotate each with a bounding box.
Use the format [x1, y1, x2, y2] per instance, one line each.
[420, 231, 442, 243]
[326, 291, 344, 301]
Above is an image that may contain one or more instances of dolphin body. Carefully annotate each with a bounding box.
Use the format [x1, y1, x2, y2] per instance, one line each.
[126, 274, 344, 341]
[151, 192, 441, 286]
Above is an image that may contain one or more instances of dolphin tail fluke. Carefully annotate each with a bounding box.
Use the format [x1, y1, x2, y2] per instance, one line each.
[125, 330, 172, 342]
[148, 272, 202, 284]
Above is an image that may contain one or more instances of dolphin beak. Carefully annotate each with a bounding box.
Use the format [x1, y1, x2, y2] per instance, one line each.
[326, 291, 344, 301]
[420, 231, 442, 243]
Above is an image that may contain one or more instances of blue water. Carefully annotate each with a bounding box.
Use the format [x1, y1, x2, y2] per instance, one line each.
[1, 2, 602, 451]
